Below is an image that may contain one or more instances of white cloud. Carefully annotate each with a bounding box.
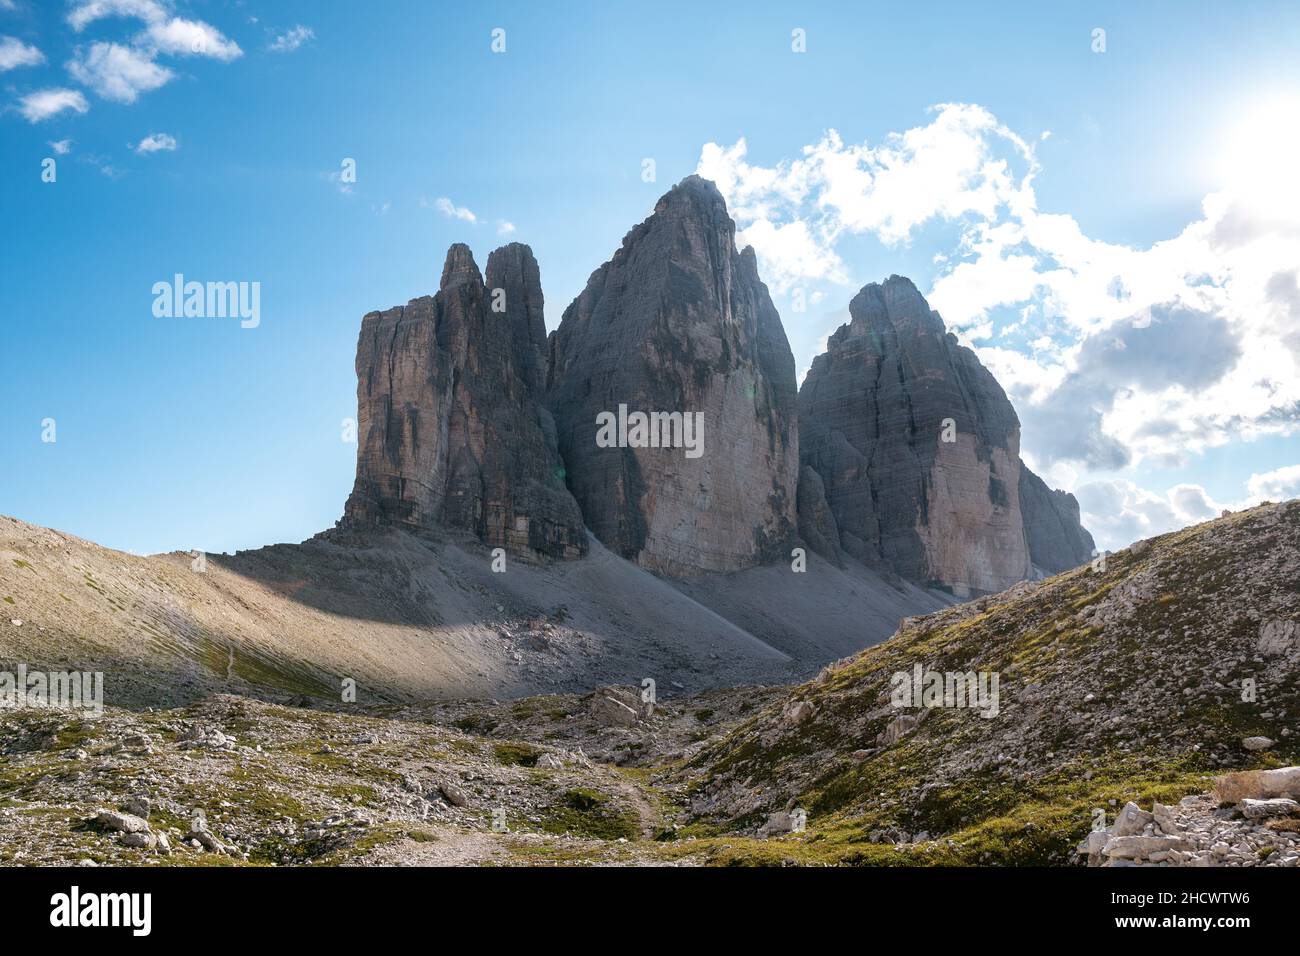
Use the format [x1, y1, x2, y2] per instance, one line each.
[49, 138, 72, 155]
[1077, 464, 1300, 552]
[697, 103, 1300, 477]
[1245, 464, 1300, 502]
[497, 220, 516, 237]
[68, 41, 173, 103]
[737, 218, 846, 292]
[696, 105, 1036, 293]
[268, 25, 313, 53]
[17, 87, 90, 122]
[134, 131, 175, 153]
[1076, 479, 1230, 552]
[67, 0, 167, 32]
[427, 196, 477, 224]
[141, 18, 241, 61]
[0, 36, 44, 71]
[89, 156, 123, 178]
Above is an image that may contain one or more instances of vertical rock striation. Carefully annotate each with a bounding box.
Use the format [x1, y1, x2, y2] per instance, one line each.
[798, 275, 1089, 594]
[1019, 467, 1096, 576]
[344, 243, 586, 560]
[546, 176, 799, 575]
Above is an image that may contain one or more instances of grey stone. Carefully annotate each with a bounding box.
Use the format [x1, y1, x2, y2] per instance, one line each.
[1258, 619, 1299, 657]
[119, 832, 157, 850]
[1239, 798, 1300, 820]
[1152, 801, 1178, 834]
[438, 782, 469, 808]
[1081, 828, 1111, 854]
[1112, 801, 1155, 837]
[95, 810, 150, 834]
[186, 828, 225, 853]
[797, 276, 1091, 593]
[1104, 834, 1190, 859]
[783, 700, 816, 726]
[758, 808, 805, 838]
[876, 714, 919, 747]
[1213, 767, 1300, 803]
[588, 694, 639, 727]
[547, 176, 799, 574]
[344, 243, 586, 561]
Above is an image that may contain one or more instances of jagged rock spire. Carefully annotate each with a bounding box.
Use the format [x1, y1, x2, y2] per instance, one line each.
[546, 175, 799, 575]
[344, 243, 586, 560]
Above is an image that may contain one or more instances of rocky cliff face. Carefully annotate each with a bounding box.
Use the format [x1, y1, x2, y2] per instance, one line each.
[339, 187, 1086, 587]
[1019, 466, 1096, 576]
[344, 243, 586, 560]
[546, 176, 799, 575]
[797, 275, 1089, 594]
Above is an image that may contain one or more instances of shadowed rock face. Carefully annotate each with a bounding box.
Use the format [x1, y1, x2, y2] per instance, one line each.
[796, 465, 843, 568]
[546, 175, 799, 575]
[798, 275, 1085, 594]
[344, 243, 586, 560]
[1019, 467, 1096, 575]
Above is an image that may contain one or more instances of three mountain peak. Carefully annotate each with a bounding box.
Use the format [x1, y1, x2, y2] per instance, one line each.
[342, 175, 1093, 596]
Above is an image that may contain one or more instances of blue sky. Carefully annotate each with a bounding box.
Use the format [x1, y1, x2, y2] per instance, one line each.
[2, 0, 1298, 556]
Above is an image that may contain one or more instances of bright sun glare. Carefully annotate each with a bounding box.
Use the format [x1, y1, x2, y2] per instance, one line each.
[1218, 94, 1300, 209]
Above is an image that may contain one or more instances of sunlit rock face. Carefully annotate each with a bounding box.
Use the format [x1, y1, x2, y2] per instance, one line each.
[798, 275, 1089, 594]
[546, 176, 799, 575]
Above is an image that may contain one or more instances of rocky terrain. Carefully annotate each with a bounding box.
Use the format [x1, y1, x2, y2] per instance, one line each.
[679, 499, 1299, 864]
[2, 501, 1294, 866]
[16, 172, 1233, 870]
[1080, 777, 1300, 868]
[0, 689, 778, 867]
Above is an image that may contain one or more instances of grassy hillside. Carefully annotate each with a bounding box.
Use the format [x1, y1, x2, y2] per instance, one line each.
[676, 500, 1300, 864]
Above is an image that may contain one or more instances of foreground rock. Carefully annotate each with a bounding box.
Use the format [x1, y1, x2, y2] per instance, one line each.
[0, 687, 786, 867]
[1213, 767, 1300, 803]
[1081, 771, 1300, 867]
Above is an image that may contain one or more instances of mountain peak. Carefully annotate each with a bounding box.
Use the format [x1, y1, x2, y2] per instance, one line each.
[440, 242, 482, 289]
[546, 173, 798, 574]
[647, 175, 734, 235]
[345, 240, 585, 560]
[799, 273, 1092, 592]
[847, 274, 945, 338]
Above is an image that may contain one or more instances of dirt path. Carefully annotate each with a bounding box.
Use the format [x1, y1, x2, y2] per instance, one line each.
[354, 828, 508, 866]
[606, 770, 661, 840]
